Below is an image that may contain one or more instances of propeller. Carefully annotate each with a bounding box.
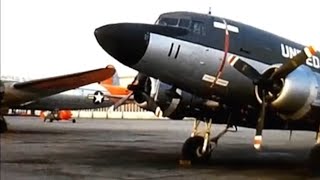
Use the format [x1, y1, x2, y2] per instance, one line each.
[112, 91, 133, 110]
[228, 46, 316, 150]
[113, 73, 148, 110]
[270, 46, 316, 80]
[254, 89, 266, 150]
[113, 73, 157, 112]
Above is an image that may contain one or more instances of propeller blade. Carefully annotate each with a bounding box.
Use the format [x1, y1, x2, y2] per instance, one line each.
[270, 46, 316, 80]
[113, 91, 133, 110]
[112, 73, 148, 110]
[228, 55, 262, 81]
[254, 90, 267, 150]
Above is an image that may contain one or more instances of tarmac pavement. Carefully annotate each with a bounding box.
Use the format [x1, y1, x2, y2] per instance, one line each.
[1, 116, 319, 179]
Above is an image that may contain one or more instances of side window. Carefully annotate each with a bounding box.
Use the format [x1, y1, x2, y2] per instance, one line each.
[191, 21, 206, 36]
[178, 19, 191, 28]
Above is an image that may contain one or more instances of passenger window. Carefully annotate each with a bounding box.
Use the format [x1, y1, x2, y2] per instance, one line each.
[158, 18, 178, 26]
[178, 19, 191, 28]
[191, 21, 206, 36]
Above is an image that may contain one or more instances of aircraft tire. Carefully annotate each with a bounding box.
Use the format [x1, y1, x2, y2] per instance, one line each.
[181, 136, 211, 163]
[49, 119, 53, 123]
[0, 117, 8, 133]
[72, 119, 76, 123]
[309, 144, 320, 176]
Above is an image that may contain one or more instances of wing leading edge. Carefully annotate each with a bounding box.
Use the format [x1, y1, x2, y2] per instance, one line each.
[10, 65, 116, 101]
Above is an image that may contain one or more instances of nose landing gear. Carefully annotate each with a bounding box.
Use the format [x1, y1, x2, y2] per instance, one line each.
[180, 118, 236, 164]
[181, 119, 213, 164]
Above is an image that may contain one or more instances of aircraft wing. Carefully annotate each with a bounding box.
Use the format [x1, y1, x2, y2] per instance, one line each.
[13, 65, 115, 94]
[1, 65, 116, 108]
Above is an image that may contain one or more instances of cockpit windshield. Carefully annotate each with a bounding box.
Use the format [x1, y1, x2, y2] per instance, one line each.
[157, 17, 191, 29]
[158, 18, 179, 26]
[156, 16, 205, 36]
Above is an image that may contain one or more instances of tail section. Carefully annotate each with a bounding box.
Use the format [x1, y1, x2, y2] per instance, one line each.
[99, 72, 131, 96]
[100, 72, 120, 86]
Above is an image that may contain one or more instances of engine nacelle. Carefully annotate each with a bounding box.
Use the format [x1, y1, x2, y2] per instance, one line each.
[255, 65, 318, 120]
[131, 77, 162, 115]
[132, 79, 219, 119]
[154, 82, 219, 119]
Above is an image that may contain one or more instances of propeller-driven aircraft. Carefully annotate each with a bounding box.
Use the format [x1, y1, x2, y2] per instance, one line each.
[8, 73, 122, 123]
[94, 11, 320, 169]
[0, 65, 115, 132]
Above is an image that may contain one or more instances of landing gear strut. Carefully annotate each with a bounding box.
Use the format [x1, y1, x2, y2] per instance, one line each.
[0, 116, 8, 133]
[181, 119, 213, 163]
[181, 118, 236, 163]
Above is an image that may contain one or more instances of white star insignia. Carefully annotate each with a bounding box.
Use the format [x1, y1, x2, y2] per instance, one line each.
[93, 91, 104, 104]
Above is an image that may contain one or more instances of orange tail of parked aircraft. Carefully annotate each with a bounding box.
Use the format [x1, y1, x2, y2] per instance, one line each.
[99, 72, 134, 105]
[99, 72, 132, 96]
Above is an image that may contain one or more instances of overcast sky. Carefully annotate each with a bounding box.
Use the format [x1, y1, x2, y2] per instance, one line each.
[1, 0, 319, 79]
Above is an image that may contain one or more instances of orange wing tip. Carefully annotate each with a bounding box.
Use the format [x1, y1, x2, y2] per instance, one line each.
[309, 46, 317, 55]
[106, 64, 115, 69]
[253, 135, 262, 150]
[305, 46, 317, 57]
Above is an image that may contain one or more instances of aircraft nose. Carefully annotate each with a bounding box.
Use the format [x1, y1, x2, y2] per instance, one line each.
[94, 23, 150, 66]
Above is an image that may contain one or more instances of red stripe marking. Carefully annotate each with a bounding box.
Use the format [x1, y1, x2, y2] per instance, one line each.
[229, 56, 236, 65]
[211, 20, 230, 88]
[309, 46, 316, 55]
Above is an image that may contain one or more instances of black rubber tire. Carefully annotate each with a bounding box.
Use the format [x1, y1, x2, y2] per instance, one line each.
[308, 144, 320, 176]
[72, 119, 76, 123]
[0, 118, 8, 133]
[181, 136, 211, 163]
[49, 119, 53, 123]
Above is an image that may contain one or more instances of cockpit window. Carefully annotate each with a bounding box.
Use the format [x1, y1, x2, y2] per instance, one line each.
[157, 17, 191, 28]
[191, 21, 206, 36]
[178, 19, 191, 28]
[158, 18, 178, 26]
[156, 17, 206, 36]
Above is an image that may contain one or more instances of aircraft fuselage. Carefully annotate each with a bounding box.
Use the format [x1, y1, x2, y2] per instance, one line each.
[95, 11, 320, 123]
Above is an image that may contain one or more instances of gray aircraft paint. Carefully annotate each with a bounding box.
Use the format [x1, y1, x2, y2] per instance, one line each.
[14, 92, 113, 110]
[2, 81, 44, 107]
[133, 33, 267, 104]
[94, 12, 320, 131]
[133, 33, 320, 118]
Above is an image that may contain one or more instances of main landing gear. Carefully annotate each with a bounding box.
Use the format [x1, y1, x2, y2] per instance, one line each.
[308, 126, 320, 174]
[0, 115, 8, 133]
[181, 118, 236, 163]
